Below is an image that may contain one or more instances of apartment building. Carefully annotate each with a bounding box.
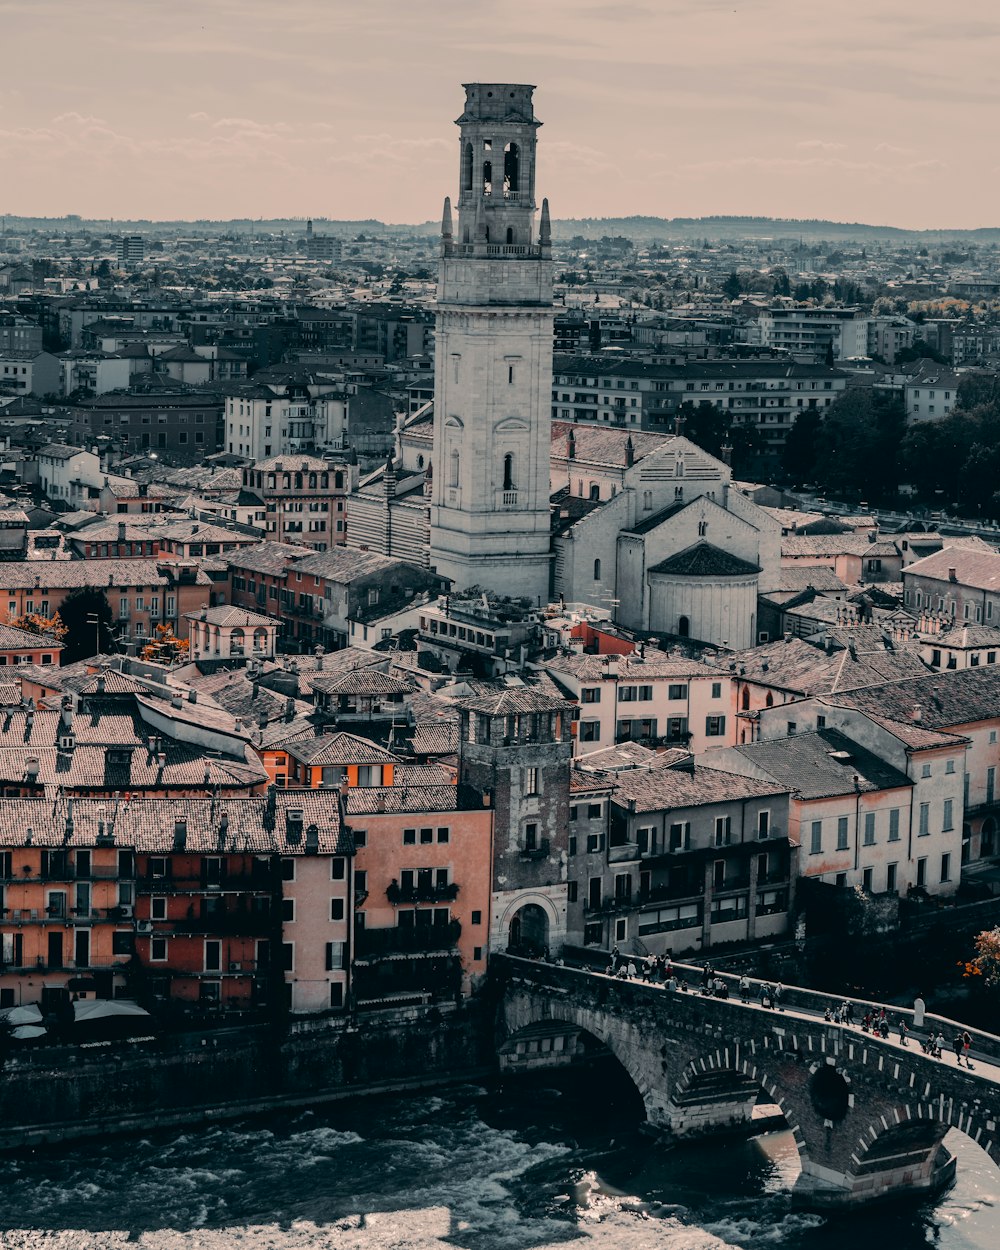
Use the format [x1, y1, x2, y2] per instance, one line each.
[550, 354, 847, 461]
[242, 454, 355, 550]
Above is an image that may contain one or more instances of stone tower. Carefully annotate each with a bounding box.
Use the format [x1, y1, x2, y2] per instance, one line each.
[429, 83, 554, 604]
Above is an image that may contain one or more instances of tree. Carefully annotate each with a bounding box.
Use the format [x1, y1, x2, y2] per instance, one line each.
[7, 611, 67, 641]
[782, 408, 822, 483]
[57, 587, 116, 664]
[722, 271, 742, 301]
[961, 926, 1000, 986]
[140, 623, 189, 666]
[814, 389, 907, 503]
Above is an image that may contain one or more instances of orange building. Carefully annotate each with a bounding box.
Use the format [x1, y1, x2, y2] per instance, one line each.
[347, 779, 493, 1003]
[285, 731, 398, 789]
[0, 621, 63, 668]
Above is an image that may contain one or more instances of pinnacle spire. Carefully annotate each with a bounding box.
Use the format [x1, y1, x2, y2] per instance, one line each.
[441, 196, 453, 240]
[539, 197, 551, 246]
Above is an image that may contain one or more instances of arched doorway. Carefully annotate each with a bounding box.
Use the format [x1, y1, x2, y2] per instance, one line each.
[508, 903, 549, 957]
[678, 615, 690, 638]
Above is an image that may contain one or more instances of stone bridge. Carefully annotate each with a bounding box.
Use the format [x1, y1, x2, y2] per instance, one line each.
[492, 955, 1000, 1210]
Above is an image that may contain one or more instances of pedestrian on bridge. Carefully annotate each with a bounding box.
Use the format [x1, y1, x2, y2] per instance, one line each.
[774, 982, 784, 1012]
[899, 1018, 909, 1046]
[739, 974, 750, 1003]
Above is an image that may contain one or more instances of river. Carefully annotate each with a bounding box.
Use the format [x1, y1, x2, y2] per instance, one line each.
[0, 1067, 997, 1249]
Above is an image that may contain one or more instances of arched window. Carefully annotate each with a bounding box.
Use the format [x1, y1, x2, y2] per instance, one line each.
[503, 142, 520, 197]
[594, 558, 601, 581]
[503, 453, 515, 491]
[308, 473, 317, 489]
[698, 520, 708, 537]
[417, 454, 425, 469]
[462, 142, 473, 192]
[482, 159, 492, 196]
[765, 692, 774, 708]
[506, 227, 514, 245]
[741, 686, 750, 710]
[589, 483, 600, 501]
[449, 449, 460, 489]
[678, 616, 690, 638]
[333, 472, 342, 489]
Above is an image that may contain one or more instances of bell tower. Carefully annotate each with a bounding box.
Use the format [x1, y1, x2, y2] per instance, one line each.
[429, 83, 553, 604]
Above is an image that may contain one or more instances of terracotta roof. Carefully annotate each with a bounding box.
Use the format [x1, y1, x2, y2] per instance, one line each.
[285, 731, 401, 767]
[727, 728, 912, 800]
[610, 764, 790, 814]
[550, 420, 675, 468]
[455, 685, 574, 716]
[311, 670, 412, 697]
[648, 542, 761, 579]
[828, 665, 1000, 732]
[905, 545, 1000, 591]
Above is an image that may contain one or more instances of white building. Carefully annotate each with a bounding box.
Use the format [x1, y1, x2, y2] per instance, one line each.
[428, 82, 554, 604]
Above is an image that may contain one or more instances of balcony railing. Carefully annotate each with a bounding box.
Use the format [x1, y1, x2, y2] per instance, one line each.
[386, 881, 460, 905]
[519, 839, 550, 861]
[608, 842, 640, 864]
[355, 919, 461, 960]
[162, 911, 272, 937]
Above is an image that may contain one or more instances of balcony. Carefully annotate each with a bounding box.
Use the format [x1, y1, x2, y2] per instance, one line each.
[355, 919, 461, 960]
[519, 839, 550, 861]
[608, 842, 640, 864]
[139, 871, 274, 894]
[163, 911, 272, 937]
[386, 881, 460, 905]
[584, 894, 638, 915]
[638, 880, 705, 906]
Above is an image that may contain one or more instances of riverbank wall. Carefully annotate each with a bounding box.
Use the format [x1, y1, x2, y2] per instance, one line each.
[0, 1000, 495, 1150]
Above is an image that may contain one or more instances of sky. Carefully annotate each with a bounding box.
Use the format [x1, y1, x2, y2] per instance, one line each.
[1, 0, 997, 229]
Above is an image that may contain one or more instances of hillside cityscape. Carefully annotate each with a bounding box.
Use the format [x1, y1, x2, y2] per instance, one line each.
[3, 67, 1000, 1247]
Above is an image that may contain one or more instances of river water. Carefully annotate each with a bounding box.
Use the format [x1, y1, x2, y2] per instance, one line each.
[0, 1069, 997, 1250]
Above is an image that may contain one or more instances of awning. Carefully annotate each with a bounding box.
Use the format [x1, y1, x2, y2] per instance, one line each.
[73, 999, 150, 1024]
[1, 1004, 42, 1026]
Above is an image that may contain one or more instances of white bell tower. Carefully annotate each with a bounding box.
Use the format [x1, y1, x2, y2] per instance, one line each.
[429, 83, 553, 604]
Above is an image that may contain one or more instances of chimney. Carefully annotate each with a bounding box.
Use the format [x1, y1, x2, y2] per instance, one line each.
[912, 704, 923, 723]
[567, 425, 576, 460]
[173, 817, 187, 850]
[285, 697, 296, 723]
[118, 520, 127, 544]
[625, 435, 634, 468]
[783, 630, 792, 643]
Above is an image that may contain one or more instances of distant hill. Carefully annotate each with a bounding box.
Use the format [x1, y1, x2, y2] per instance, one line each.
[2, 213, 998, 244]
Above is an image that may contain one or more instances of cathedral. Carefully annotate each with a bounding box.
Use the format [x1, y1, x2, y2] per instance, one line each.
[346, 83, 779, 649]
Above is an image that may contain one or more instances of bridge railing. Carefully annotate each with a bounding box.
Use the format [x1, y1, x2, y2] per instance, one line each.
[512, 949, 1000, 1064]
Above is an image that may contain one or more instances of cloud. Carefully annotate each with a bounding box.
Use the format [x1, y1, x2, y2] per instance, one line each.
[796, 140, 847, 152]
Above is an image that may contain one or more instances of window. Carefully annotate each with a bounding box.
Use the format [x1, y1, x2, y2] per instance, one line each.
[946, 759, 955, 774]
[437, 827, 449, 843]
[668, 684, 688, 700]
[886, 862, 897, 893]
[280, 859, 295, 881]
[151, 897, 167, 921]
[204, 940, 221, 972]
[943, 799, 953, 831]
[150, 937, 167, 961]
[593, 558, 601, 581]
[862, 867, 873, 892]
[523, 822, 538, 852]
[581, 687, 601, 704]
[940, 853, 951, 883]
[705, 715, 726, 737]
[403, 828, 416, 845]
[586, 833, 604, 853]
[331, 859, 346, 880]
[714, 816, 732, 846]
[711, 682, 722, 699]
[810, 820, 822, 854]
[525, 767, 539, 796]
[757, 810, 770, 840]
[888, 808, 900, 842]
[471, 910, 482, 925]
[579, 721, 601, 743]
[330, 898, 345, 921]
[420, 827, 433, 844]
[919, 803, 930, 836]
[836, 816, 849, 851]
[921, 763, 931, 779]
[863, 812, 876, 846]
[668, 822, 690, 852]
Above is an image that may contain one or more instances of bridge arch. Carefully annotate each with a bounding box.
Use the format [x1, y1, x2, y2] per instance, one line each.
[498, 987, 674, 1124]
[667, 1043, 809, 1169]
[850, 1096, 1000, 1195]
[498, 891, 560, 957]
